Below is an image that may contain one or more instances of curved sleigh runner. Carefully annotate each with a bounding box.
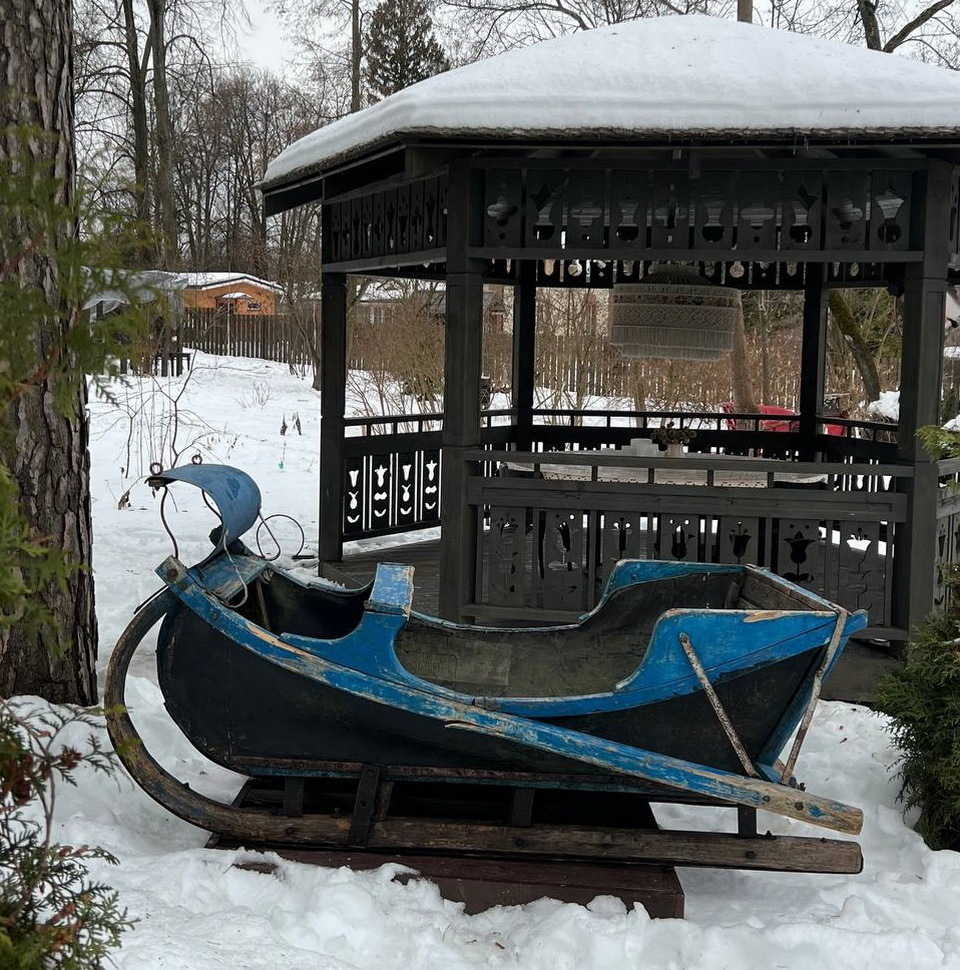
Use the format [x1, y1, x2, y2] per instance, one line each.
[106, 464, 867, 874]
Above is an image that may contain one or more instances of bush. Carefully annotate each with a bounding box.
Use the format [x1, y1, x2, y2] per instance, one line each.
[875, 582, 960, 850]
[0, 701, 132, 968]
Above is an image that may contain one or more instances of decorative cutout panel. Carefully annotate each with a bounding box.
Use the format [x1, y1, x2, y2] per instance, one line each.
[609, 170, 648, 250]
[775, 518, 826, 596]
[833, 522, 890, 619]
[695, 172, 736, 250]
[524, 170, 566, 247]
[869, 171, 911, 251]
[601, 511, 646, 583]
[650, 172, 691, 249]
[487, 507, 527, 606]
[323, 174, 448, 264]
[655, 513, 702, 563]
[825, 172, 868, 250]
[342, 446, 441, 538]
[484, 169, 523, 247]
[540, 510, 586, 611]
[717, 516, 765, 566]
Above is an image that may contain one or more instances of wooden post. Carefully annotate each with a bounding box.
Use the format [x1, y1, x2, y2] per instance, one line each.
[319, 271, 347, 564]
[798, 263, 827, 460]
[894, 160, 952, 636]
[737, 0, 752, 22]
[513, 260, 537, 450]
[439, 161, 484, 620]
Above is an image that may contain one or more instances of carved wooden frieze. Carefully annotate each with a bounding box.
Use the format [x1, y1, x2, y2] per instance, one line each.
[323, 174, 448, 264]
[474, 165, 921, 259]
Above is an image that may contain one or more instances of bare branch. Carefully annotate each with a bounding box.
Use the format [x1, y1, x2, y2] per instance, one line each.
[883, 0, 956, 52]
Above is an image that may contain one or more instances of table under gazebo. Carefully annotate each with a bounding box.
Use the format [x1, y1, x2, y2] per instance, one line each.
[261, 15, 960, 646]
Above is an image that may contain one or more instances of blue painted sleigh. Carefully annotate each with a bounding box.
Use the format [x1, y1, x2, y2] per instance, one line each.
[105, 464, 868, 848]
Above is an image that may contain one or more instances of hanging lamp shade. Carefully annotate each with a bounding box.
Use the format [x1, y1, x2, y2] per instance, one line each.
[609, 266, 741, 361]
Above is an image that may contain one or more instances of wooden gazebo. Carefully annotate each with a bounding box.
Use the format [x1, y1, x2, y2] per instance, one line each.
[262, 15, 960, 645]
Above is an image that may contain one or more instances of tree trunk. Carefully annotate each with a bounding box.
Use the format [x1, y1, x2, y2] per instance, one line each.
[828, 290, 882, 404]
[147, 0, 179, 268]
[857, 0, 884, 49]
[122, 0, 154, 263]
[0, 0, 98, 703]
[351, 0, 362, 112]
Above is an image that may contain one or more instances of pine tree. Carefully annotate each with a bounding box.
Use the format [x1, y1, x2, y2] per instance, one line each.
[364, 0, 450, 102]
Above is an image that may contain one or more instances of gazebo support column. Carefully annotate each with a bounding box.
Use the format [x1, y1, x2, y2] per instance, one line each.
[893, 161, 952, 637]
[512, 261, 537, 450]
[798, 263, 827, 460]
[318, 271, 347, 563]
[439, 163, 484, 620]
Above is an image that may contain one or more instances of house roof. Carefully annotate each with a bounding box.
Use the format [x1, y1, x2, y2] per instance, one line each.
[177, 272, 283, 294]
[263, 15, 960, 191]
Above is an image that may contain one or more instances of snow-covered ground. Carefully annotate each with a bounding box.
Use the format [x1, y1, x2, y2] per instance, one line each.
[13, 353, 960, 969]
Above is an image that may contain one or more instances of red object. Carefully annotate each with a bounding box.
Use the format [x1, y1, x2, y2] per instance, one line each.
[722, 403, 846, 436]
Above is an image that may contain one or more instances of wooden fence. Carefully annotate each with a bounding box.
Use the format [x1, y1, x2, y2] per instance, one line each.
[142, 308, 901, 415]
[349, 323, 901, 413]
[178, 309, 321, 371]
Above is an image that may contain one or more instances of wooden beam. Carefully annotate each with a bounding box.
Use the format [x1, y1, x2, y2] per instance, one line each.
[894, 159, 953, 636]
[439, 161, 485, 620]
[319, 272, 347, 563]
[798, 262, 827, 460]
[512, 260, 537, 450]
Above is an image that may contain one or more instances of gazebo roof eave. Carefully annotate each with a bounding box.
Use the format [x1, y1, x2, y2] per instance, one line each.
[261, 126, 960, 216]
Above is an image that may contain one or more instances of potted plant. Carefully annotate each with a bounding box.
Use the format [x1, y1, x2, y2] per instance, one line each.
[651, 423, 697, 457]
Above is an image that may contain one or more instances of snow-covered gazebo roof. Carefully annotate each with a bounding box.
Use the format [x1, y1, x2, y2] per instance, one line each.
[264, 15, 960, 193]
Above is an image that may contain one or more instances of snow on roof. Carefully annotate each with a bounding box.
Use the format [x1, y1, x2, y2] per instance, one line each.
[217, 291, 259, 300]
[264, 15, 960, 188]
[177, 272, 283, 293]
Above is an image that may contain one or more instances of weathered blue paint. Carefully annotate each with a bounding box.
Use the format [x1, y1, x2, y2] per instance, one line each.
[366, 563, 415, 615]
[149, 465, 261, 552]
[158, 559, 863, 834]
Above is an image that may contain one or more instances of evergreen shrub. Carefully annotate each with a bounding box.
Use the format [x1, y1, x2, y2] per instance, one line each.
[875, 571, 960, 850]
[0, 702, 133, 968]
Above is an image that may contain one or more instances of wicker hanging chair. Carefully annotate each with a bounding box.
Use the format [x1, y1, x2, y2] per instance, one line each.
[609, 266, 741, 361]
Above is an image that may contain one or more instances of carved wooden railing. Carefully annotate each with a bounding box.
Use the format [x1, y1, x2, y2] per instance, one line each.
[339, 408, 900, 543]
[341, 410, 513, 540]
[465, 450, 911, 636]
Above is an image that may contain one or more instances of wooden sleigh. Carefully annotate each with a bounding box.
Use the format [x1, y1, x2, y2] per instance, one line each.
[105, 464, 867, 875]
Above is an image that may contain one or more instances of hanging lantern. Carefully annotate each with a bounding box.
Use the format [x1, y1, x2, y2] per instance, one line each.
[609, 266, 741, 361]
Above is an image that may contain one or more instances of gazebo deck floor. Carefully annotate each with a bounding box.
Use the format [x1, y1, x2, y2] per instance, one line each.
[327, 537, 898, 704]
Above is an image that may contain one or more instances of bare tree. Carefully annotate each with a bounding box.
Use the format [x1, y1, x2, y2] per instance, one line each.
[0, 0, 98, 702]
[438, 0, 714, 52]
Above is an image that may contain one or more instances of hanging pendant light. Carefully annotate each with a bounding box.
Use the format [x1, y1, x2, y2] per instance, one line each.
[609, 265, 741, 361]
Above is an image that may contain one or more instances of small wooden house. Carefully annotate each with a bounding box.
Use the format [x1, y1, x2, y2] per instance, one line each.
[179, 273, 282, 315]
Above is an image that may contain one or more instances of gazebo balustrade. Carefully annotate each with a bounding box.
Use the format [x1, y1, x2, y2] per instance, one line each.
[338, 405, 909, 637]
[462, 446, 905, 637]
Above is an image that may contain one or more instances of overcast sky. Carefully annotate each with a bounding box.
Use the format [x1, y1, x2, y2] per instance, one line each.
[232, 1, 297, 74]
